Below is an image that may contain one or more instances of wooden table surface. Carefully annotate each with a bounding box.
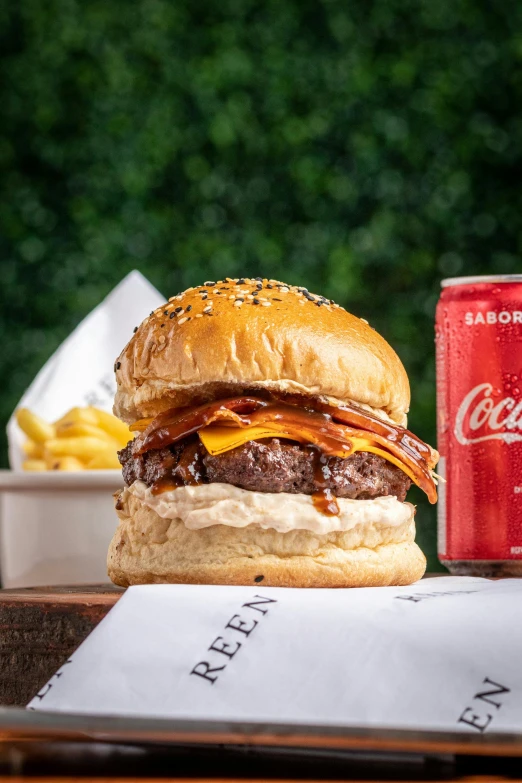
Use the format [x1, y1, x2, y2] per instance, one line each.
[0, 584, 123, 706]
[0, 775, 512, 783]
[11, 777, 467, 782]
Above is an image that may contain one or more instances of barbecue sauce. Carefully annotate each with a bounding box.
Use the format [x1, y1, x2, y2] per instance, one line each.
[135, 395, 437, 509]
[309, 446, 340, 516]
[136, 395, 436, 502]
[312, 489, 340, 516]
[139, 399, 355, 458]
[148, 439, 342, 515]
[150, 441, 205, 495]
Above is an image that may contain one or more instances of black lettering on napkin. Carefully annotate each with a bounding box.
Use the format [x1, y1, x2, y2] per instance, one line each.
[190, 661, 227, 684]
[190, 593, 278, 685]
[458, 677, 511, 732]
[226, 614, 258, 636]
[242, 595, 277, 614]
[395, 590, 478, 603]
[209, 636, 242, 659]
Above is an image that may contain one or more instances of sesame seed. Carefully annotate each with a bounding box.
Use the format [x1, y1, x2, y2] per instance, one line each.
[178, 317, 188, 325]
[315, 301, 322, 306]
[199, 290, 208, 294]
[253, 298, 260, 305]
[115, 361, 121, 369]
[234, 299, 243, 307]
[261, 301, 271, 307]
[272, 298, 282, 301]
[246, 294, 254, 300]
[170, 312, 176, 318]
[229, 294, 235, 299]
[186, 305, 192, 312]
[204, 281, 216, 286]
[266, 284, 273, 289]
[360, 318, 369, 324]
[237, 278, 245, 285]
[158, 335, 166, 344]
[201, 294, 208, 300]
[203, 306, 212, 313]
[160, 323, 165, 327]
[142, 367, 149, 375]
[213, 289, 219, 294]
[174, 306, 183, 313]
[279, 287, 289, 293]
[163, 310, 169, 316]
[196, 313, 203, 318]
[255, 277, 263, 282]
[133, 326, 138, 333]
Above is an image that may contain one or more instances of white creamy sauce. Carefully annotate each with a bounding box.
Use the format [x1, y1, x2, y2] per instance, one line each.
[127, 481, 413, 535]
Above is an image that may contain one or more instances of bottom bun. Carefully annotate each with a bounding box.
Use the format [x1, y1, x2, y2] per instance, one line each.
[108, 486, 426, 588]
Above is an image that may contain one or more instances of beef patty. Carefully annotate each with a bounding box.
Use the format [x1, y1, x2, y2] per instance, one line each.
[119, 437, 411, 502]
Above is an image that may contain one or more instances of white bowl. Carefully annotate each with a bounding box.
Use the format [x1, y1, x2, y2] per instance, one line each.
[0, 470, 123, 588]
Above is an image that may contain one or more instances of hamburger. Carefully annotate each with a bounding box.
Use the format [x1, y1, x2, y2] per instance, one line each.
[108, 278, 438, 588]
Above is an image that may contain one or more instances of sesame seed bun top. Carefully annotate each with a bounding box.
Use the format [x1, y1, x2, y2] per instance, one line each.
[113, 278, 410, 426]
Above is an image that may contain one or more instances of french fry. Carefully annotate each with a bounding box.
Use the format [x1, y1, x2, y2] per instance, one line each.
[53, 406, 98, 428]
[86, 449, 122, 469]
[45, 436, 112, 460]
[90, 407, 131, 446]
[22, 439, 44, 459]
[22, 459, 47, 471]
[56, 421, 115, 442]
[16, 408, 55, 443]
[20, 405, 127, 470]
[46, 456, 85, 471]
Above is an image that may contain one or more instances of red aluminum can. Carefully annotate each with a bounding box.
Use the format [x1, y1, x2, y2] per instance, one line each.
[436, 274, 522, 576]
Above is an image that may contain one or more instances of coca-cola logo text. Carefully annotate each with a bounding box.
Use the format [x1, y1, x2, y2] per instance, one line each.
[455, 383, 522, 445]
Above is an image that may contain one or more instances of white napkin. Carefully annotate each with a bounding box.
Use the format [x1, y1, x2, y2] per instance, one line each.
[29, 576, 522, 734]
[7, 271, 165, 469]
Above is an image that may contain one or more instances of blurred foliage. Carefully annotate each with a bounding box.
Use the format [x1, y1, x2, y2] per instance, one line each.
[2, 0, 522, 569]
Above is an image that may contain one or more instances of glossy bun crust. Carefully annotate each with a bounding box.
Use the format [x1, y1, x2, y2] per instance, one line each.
[114, 279, 410, 426]
[108, 490, 427, 588]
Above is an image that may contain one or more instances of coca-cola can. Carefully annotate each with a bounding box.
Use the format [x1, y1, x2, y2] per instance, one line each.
[436, 274, 522, 577]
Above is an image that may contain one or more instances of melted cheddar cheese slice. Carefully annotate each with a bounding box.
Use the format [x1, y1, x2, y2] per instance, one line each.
[198, 425, 417, 484]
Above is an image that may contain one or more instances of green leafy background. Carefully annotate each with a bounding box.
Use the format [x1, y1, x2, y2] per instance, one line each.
[2, 1, 521, 570]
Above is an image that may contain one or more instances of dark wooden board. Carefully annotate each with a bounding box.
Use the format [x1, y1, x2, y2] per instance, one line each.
[0, 585, 123, 706]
